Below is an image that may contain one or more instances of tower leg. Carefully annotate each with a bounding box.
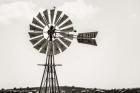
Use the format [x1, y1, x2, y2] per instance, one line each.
[39, 55, 61, 93]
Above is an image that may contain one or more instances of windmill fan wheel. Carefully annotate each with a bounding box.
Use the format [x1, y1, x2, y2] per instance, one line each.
[29, 9, 76, 55]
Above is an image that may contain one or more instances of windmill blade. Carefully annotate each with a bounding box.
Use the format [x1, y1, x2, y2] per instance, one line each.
[28, 31, 43, 38]
[39, 40, 48, 54]
[54, 39, 67, 52]
[59, 32, 73, 40]
[60, 26, 74, 32]
[56, 14, 68, 26]
[47, 41, 53, 55]
[34, 38, 46, 50]
[43, 9, 50, 24]
[32, 17, 44, 28]
[36, 12, 46, 25]
[78, 32, 98, 38]
[30, 24, 43, 31]
[59, 20, 72, 29]
[53, 40, 60, 55]
[77, 38, 97, 46]
[30, 35, 44, 45]
[54, 11, 62, 24]
[59, 37, 71, 47]
[50, 9, 55, 24]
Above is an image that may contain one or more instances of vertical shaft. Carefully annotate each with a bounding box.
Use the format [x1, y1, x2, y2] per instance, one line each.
[50, 55, 54, 93]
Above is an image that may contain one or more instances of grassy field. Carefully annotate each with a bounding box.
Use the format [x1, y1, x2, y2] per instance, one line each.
[1, 86, 140, 93]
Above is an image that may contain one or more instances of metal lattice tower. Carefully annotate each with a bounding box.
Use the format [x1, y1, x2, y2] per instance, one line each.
[39, 55, 60, 93]
[29, 8, 98, 93]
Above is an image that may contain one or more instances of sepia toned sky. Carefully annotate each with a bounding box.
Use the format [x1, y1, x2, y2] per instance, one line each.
[0, 0, 140, 89]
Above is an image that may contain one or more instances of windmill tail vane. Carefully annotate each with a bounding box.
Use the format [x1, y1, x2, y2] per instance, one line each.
[28, 7, 98, 93]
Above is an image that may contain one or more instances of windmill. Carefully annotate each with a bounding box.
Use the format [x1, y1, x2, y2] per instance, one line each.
[28, 8, 98, 93]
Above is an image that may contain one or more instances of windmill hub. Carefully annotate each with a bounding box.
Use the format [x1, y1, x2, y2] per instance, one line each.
[47, 25, 55, 35]
[43, 25, 58, 39]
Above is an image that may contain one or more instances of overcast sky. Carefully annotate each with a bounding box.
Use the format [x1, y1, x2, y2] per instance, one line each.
[0, 0, 140, 89]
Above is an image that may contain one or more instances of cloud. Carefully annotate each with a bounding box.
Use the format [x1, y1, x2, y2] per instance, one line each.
[0, 1, 37, 24]
[58, 0, 99, 20]
[58, 0, 99, 32]
[128, 13, 137, 19]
